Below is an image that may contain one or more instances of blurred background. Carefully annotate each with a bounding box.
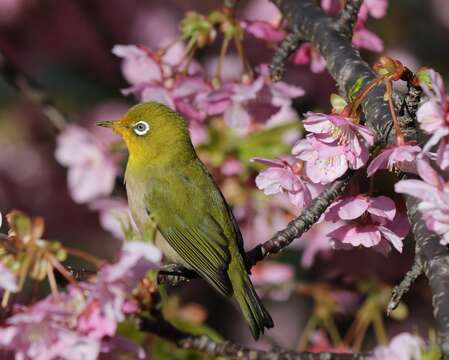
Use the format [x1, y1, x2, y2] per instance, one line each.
[0, 0, 448, 354]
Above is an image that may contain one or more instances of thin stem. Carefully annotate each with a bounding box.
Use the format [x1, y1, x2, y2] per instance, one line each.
[1, 291, 11, 308]
[215, 36, 231, 82]
[234, 36, 252, 78]
[65, 246, 106, 268]
[385, 79, 405, 145]
[47, 263, 60, 301]
[325, 317, 342, 346]
[297, 316, 318, 351]
[349, 78, 383, 118]
[46, 254, 78, 287]
[352, 321, 369, 352]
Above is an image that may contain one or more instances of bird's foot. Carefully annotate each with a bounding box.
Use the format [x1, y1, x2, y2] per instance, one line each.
[157, 263, 197, 286]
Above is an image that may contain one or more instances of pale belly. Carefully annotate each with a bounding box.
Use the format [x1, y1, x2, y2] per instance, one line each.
[126, 175, 191, 269]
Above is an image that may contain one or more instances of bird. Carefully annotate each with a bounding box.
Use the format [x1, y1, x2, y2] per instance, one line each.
[98, 102, 273, 339]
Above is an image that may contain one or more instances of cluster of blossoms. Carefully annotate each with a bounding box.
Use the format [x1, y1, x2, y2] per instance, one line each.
[255, 66, 449, 259]
[0, 238, 161, 359]
[113, 44, 305, 135]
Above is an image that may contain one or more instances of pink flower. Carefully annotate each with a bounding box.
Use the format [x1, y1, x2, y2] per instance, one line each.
[293, 217, 346, 267]
[81, 242, 161, 337]
[293, 137, 349, 184]
[55, 125, 119, 204]
[250, 261, 294, 301]
[0, 262, 18, 293]
[243, 0, 281, 22]
[252, 156, 322, 210]
[0, 242, 160, 359]
[352, 24, 384, 53]
[359, 0, 388, 20]
[395, 159, 449, 245]
[224, 77, 265, 129]
[0, 288, 101, 360]
[373, 333, 423, 360]
[293, 112, 374, 184]
[417, 69, 449, 170]
[221, 158, 244, 176]
[224, 68, 304, 131]
[112, 45, 163, 86]
[367, 143, 422, 176]
[88, 198, 135, 240]
[321, 0, 384, 53]
[241, 20, 285, 42]
[302, 112, 374, 164]
[251, 261, 294, 285]
[171, 76, 212, 121]
[292, 43, 327, 74]
[325, 195, 409, 254]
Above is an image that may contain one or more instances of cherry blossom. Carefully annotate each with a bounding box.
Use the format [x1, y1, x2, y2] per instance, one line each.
[367, 143, 422, 176]
[292, 43, 327, 74]
[373, 333, 423, 360]
[55, 125, 119, 204]
[293, 216, 346, 267]
[360, 0, 388, 19]
[293, 112, 374, 184]
[252, 156, 322, 210]
[112, 45, 163, 86]
[293, 136, 349, 184]
[0, 262, 18, 293]
[0, 242, 160, 359]
[88, 198, 135, 240]
[416, 69, 449, 170]
[241, 20, 285, 42]
[324, 195, 409, 254]
[395, 158, 449, 245]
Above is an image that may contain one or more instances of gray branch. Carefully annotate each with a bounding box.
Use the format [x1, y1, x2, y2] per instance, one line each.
[337, 0, 364, 38]
[140, 311, 371, 360]
[269, 0, 449, 356]
[269, 31, 303, 81]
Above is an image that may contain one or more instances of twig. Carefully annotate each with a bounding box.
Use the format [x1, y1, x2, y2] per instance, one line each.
[387, 255, 423, 315]
[140, 310, 371, 360]
[0, 48, 66, 131]
[246, 172, 352, 266]
[337, 0, 364, 38]
[269, 31, 303, 81]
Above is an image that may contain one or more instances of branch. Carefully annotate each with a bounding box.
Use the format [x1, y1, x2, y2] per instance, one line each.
[406, 194, 449, 357]
[337, 0, 364, 38]
[246, 172, 351, 265]
[269, 31, 303, 81]
[140, 311, 371, 360]
[269, 0, 449, 356]
[0, 48, 66, 131]
[387, 255, 423, 315]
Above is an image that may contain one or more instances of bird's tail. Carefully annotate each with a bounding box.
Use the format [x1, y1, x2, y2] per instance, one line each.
[229, 258, 274, 339]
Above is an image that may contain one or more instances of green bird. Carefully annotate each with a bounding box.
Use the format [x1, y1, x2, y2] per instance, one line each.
[98, 102, 273, 339]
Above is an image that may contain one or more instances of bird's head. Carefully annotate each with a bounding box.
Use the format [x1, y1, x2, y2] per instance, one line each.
[98, 102, 194, 165]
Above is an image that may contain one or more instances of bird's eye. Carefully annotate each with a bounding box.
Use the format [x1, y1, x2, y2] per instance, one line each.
[133, 121, 150, 136]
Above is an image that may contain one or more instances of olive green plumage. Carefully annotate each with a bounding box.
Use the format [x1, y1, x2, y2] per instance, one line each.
[100, 102, 273, 339]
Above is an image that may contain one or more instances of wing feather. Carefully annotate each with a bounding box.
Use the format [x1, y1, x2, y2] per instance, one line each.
[147, 171, 233, 296]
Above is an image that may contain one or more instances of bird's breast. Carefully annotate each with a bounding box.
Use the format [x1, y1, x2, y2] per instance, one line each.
[125, 172, 190, 268]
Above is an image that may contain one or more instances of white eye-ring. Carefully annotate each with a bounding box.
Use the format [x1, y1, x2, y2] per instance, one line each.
[133, 121, 150, 136]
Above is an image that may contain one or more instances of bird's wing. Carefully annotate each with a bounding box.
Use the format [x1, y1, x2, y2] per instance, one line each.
[146, 165, 234, 296]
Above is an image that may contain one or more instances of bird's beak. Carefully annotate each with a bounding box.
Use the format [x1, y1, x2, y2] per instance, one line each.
[97, 120, 118, 128]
